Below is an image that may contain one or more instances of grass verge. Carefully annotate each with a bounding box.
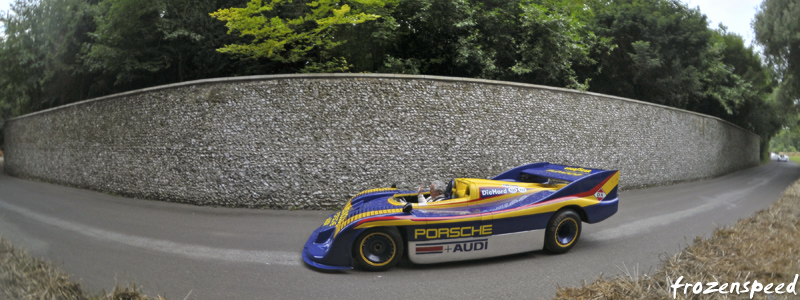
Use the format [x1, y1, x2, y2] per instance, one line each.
[0, 237, 167, 300]
[553, 178, 800, 299]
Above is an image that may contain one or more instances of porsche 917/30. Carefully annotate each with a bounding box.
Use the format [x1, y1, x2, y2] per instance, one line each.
[302, 162, 620, 271]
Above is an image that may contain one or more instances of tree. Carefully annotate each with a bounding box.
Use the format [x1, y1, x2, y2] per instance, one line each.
[754, 0, 800, 112]
[770, 128, 800, 152]
[84, 0, 174, 90]
[328, 0, 399, 72]
[0, 0, 98, 146]
[381, 0, 485, 76]
[84, 0, 267, 94]
[383, 0, 609, 89]
[587, 0, 713, 108]
[509, 0, 610, 89]
[210, 0, 385, 72]
[707, 28, 783, 138]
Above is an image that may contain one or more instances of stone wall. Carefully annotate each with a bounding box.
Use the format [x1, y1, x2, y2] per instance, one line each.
[2, 74, 760, 209]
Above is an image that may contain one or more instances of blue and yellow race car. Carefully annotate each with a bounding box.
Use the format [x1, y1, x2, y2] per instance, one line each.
[303, 162, 620, 271]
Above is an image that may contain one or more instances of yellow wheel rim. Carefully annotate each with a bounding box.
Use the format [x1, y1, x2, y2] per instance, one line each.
[555, 218, 579, 247]
[359, 232, 396, 267]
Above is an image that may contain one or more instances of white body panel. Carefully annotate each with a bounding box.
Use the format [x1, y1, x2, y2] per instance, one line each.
[408, 230, 545, 264]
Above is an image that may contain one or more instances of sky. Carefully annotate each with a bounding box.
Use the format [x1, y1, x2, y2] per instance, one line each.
[0, 0, 11, 35]
[0, 0, 765, 46]
[0, 0, 10, 16]
[684, 0, 764, 47]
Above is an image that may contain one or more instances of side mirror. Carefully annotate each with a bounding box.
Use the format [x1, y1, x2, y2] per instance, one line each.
[403, 203, 413, 214]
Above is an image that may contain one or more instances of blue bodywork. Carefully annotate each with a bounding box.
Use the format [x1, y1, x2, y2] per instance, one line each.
[302, 162, 620, 270]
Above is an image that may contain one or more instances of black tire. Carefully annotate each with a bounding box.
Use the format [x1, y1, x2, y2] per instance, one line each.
[353, 227, 404, 271]
[544, 210, 582, 254]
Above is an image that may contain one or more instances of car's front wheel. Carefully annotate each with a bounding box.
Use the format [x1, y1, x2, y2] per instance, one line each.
[544, 209, 582, 254]
[353, 227, 403, 271]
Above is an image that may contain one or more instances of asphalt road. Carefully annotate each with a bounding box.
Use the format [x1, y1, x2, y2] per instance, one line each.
[1, 160, 798, 300]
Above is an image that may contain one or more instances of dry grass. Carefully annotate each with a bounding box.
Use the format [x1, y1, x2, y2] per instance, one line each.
[554, 179, 800, 299]
[0, 237, 167, 300]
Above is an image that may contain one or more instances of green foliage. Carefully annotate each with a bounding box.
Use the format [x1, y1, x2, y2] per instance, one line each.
[707, 28, 784, 139]
[380, 0, 611, 89]
[770, 129, 800, 152]
[510, 0, 604, 89]
[210, 0, 383, 72]
[85, 0, 263, 93]
[330, 0, 399, 72]
[381, 0, 485, 76]
[587, 0, 712, 108]
[754, 0, 800, 113]
[0, 0, 97, 146]
[85, 0, 172, 86]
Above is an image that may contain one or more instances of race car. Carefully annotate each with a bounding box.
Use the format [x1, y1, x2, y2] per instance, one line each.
[302, 162, 620, 271]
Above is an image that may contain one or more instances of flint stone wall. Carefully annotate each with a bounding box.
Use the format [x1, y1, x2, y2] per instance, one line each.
[2, 74, 760, 209]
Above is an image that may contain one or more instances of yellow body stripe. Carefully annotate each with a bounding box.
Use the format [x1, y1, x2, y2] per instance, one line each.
[601, 171, 620, 196]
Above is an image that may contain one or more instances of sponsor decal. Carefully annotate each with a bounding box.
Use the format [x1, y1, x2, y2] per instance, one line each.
[564, 167, 592, 173]
[324, 211, 342, 226]
[414, 225, 493, 240]
[329, 212, 341, 225]
[504, 184, 527, 193]
[480, 184, 527, 198]
[415, 239, 489, 255]
[595, 188, 606, 201]
[546, 169, 590, 176]
[416, 245, 444, 255]
[481, 188, 509, 197]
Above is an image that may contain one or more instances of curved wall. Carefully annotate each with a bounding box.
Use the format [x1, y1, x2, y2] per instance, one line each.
[2, 74, 760, 209]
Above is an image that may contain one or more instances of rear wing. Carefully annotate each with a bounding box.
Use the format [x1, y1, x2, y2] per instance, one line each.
[493, 162, 620, 205]
[492, 162, 611, 183]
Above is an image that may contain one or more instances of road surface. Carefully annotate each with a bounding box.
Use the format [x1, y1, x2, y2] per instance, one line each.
[1, 160, 797, 299]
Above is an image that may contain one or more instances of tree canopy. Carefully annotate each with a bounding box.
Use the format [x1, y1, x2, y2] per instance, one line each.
[754, 0, 800, 116]
[210, 0, 385, 72]
[0, 0, 794, 151]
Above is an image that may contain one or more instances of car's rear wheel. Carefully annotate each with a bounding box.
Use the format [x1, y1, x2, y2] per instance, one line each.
[544, 209, 582, 254]
[353, 227, 403, 271]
